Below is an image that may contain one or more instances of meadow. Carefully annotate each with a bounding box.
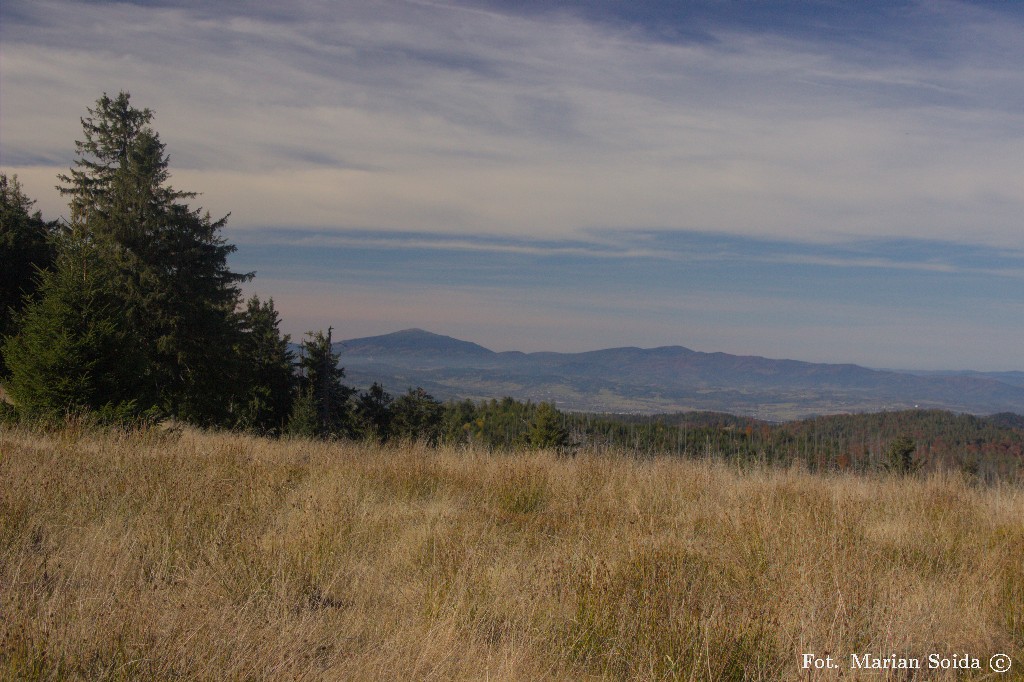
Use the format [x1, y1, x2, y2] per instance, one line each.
[2, 424, 1022, 680]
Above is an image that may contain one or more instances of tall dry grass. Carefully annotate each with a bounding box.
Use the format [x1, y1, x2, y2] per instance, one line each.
[1, 424, 1021, 680]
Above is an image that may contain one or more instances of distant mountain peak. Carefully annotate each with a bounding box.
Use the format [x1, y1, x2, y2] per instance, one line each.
[338, 328, 494, 358]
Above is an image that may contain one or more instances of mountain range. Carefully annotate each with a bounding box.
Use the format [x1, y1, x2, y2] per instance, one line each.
[326, 328, 1024, 420]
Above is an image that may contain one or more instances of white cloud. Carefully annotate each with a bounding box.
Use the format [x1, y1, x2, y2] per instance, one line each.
[3, 0, 1024, 249]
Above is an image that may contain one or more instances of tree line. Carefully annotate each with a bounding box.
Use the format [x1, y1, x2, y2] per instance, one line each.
[556, 408, 1024, 480]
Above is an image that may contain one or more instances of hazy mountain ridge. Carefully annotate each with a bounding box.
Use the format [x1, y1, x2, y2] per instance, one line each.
[330, 329, 1024, 420]
[903, 369, 1024, 389]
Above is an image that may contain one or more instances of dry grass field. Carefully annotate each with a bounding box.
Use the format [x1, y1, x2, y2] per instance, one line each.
[2, 424, 1022, 680]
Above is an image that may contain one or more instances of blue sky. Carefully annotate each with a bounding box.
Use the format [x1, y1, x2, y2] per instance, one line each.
[1, 0, 1022, 370]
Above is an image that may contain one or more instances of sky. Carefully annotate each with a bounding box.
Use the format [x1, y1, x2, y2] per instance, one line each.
[1, 0, 1022, 370]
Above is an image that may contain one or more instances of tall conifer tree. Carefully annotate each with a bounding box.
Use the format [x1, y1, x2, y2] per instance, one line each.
[290, 330, 354, 438]
[235, 296, 295, 434]
[56, 92, 251, 424]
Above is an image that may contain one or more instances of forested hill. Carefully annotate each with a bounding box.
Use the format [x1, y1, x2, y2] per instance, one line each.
[331, 329, 1024, 420]
[563, 408, 1024, 480]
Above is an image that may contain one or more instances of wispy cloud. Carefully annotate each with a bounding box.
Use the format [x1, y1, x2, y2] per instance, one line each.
[2, 1, 1022, 370]
[3, 0, 1024, 248]
[243, 231, 663, 260]
[236, 228, 1024, 279]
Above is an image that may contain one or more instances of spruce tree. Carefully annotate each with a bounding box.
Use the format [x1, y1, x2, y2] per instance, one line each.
[354, 382, 394, 442]
[234, 296, 295, 434]
[529, 401, 568, 449]
[884, 434, 919, 475]
[56, 92, 251, 424]
[285, 388, 320, 439]
[2, 234, 148, 421]
[290, 329, 354, 438]
[57, 93, 163, 229]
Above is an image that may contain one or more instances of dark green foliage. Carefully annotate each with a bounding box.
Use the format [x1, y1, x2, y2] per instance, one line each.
[138, 205, 249, 425]
[442, 399, 480, 445]
[884, 434, 919, 475]
[4, 91, 290, 430]
[560, 410, 759, 461]
[354, 382, 394, 442]
[2, 235, 149, 422]
[57, 92, 162, 228]
[233, 296, 295, 435]
[292, 330, 354, 438]
[314, 380, 444, 444]
[431, 400, 1022, 481]
[438, 397, 754, 457]
[54, 92, 251, 425]
[0, 174, 56, 346]
[286, 388, 320, 439]
[439, 397, 561, 450]
[530, 402, 569, 449]
[390, 387, 444, 444]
